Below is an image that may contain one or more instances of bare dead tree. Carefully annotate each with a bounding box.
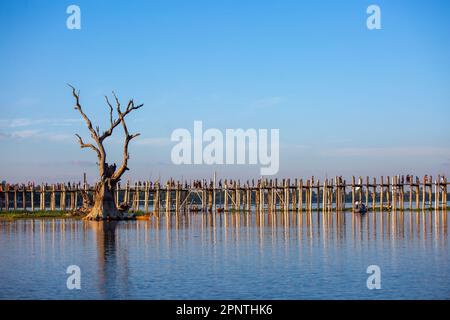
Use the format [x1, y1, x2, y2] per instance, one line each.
[69, 85, 143, 220]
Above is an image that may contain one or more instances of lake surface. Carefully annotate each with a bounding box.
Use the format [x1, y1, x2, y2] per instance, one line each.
[0, 211, 449, 299]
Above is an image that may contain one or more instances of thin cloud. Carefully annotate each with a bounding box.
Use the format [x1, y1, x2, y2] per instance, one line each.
[321, 147, 450, 158]
[47, 133, 73, 141]
[10, 130, 40, 139]
[0, 130, 72, 142]
[39, 160, 97, 168]
[135, 137, 171, 146]
[0, 118, 81, 128]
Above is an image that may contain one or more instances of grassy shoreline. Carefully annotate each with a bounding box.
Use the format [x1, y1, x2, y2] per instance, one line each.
[0, 210, 76, 220]
[0, 210, 150, 220]
[0, 207, 448, 220]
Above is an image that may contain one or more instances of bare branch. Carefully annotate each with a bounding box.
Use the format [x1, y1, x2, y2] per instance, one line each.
[69, 84, 106, 177]
[68, 84, 100, 142]
[75, 134, 101, 160]
[99, 93, 143, 141]
[113, 91, 121, 112]
[112, 109, 141, 181]
[104, 95, 114, 128]
[126, 99, 144, 113]
[69, 85, 143, 182]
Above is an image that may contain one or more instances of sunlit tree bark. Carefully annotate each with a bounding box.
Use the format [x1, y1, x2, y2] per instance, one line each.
[69, 85, 143, 220]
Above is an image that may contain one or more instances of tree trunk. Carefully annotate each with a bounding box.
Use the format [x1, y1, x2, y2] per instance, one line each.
[84, 181, 123, 220]
[70, 86, 143, 221]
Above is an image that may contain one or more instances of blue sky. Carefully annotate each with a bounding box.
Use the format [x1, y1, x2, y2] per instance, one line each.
[1, 0, 450, 183]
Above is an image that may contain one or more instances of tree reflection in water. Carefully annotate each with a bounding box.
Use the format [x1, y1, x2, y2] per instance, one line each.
[85, 221, 130, 299]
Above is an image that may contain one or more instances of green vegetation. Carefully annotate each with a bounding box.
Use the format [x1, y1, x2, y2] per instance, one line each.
[131, 210, 148, 216]
[0, 209, 148, 220]
[0, 207, 447, 220]
[0, 210, 75, 220]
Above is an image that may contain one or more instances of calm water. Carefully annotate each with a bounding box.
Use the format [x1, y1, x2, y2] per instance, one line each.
[0, 211, 449, 299]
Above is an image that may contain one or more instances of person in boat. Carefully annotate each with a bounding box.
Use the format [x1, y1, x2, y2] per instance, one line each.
[354, 201, 367, 213]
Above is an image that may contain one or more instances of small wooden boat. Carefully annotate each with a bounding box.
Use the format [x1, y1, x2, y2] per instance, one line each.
[136, 215, 150, 220]
[189, 205, 202, 212]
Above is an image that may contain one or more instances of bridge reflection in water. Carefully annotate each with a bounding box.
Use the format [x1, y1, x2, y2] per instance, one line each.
[0, 211, 448, 299]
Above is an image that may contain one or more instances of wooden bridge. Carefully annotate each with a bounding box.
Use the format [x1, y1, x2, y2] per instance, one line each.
[0, 175, 448, 214]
